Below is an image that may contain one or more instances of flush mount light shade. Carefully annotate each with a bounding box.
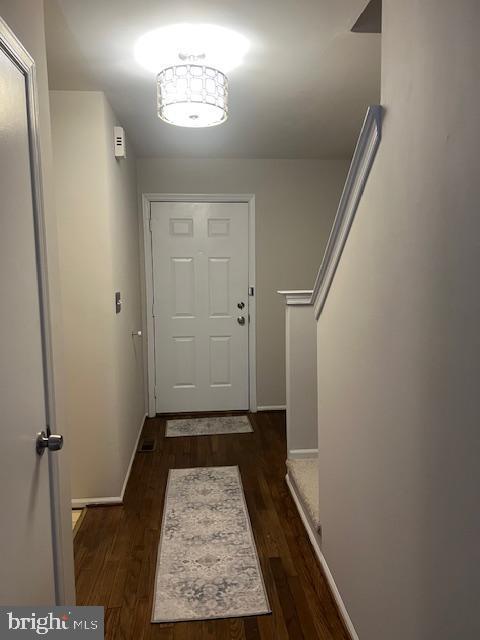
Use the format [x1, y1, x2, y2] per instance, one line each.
[157, 64, 228, 127]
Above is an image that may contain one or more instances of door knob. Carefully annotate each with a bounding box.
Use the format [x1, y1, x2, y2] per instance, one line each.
[237, 316, 246, 325]
[36, 431, 63, 456]
[237, 302, 245, 309]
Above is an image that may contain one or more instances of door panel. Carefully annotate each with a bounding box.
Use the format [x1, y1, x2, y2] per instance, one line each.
[171, 257, 195, 317]
[173, 336, 196, 388]
[209, 336, 232, 387]
[208, 258, 230, 317]
[151, 202, 249, 412]
[0, 44, 56, 603]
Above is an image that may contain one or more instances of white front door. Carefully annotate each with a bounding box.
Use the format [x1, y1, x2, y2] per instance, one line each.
[0, 27, 58, 604]
[150, 201, 250, 413]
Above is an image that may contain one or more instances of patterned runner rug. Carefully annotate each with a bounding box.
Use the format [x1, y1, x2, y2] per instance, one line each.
[152, 466, 270, 622]
[165, 415, 252, 437]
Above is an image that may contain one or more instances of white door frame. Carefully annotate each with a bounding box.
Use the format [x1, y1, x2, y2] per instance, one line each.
[142, 193, 257, 416]
[0, 18, 74, 603]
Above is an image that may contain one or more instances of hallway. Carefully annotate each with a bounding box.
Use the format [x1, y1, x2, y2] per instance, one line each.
[74, 411, 349, 639]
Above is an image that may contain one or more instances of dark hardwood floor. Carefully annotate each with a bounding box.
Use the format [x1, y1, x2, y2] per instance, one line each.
[74, 411, 349, 639]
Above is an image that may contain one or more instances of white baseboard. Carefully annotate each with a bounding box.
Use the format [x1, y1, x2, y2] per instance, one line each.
[119, 413, 146, 499]
[71, 413, 147, 509]
[286, 473, 359, 640]
[257, 404, 286, 411]
[288, 448, 318, 459]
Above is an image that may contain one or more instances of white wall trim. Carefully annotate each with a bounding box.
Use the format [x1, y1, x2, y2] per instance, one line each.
[277, 290, 314, 306]
[312, 105, 382, 319]
[286, 474, 359, 640]
[119, 413, 146, 499]
[141, 193, 257, 416]
[71, 413, 146, 508]
[142, 195, 156, 418]
[257, 404, 286, 411]
[288, 448, 318, 459]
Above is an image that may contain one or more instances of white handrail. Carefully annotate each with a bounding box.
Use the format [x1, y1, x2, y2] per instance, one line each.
[311, 105, 382, 318]
[278, 106, 382, 317]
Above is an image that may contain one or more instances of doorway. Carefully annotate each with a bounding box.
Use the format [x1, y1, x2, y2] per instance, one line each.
[143, 195, 256, 414]
[0, 17, 72, 605]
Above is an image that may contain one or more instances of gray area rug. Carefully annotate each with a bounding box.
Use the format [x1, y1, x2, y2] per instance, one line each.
[152, 466, 270, 623]
[165, 415, 253, 438]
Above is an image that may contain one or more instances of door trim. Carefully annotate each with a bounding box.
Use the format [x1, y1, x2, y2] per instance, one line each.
[142, 193, 257, 416]
[0, 18, 74, 603]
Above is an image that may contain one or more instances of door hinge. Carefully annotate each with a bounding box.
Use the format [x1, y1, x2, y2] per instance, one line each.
[148, 216, 152, 232]
[248, 286, 254, 296]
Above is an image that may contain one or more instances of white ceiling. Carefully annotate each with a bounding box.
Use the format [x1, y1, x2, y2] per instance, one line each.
[45, 0, 380, 159]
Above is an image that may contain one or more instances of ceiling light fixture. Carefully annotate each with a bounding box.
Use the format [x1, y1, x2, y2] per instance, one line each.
[135, 24, 249, 128]
[157, 63, 228, 128]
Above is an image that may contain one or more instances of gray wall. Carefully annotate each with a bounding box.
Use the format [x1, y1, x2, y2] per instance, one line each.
[137, 158, 349, 407]
[50, 90, 144, 500]
[317, 1, 480, 638]
[286, 303, 318, 455]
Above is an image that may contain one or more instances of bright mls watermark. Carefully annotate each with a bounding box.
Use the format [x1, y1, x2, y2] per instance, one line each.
[0, 607, 103, 638]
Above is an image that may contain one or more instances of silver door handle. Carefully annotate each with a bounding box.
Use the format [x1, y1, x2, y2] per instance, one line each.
[237, 316, 245, 325]
[36, 431, 63, 455]
[132, 330, 142, 336]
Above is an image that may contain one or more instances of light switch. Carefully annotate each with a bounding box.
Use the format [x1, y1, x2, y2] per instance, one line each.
[115, 291, 122, 314]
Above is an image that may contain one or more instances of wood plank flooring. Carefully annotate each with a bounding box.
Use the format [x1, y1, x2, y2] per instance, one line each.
[74, 411, 350, 640]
